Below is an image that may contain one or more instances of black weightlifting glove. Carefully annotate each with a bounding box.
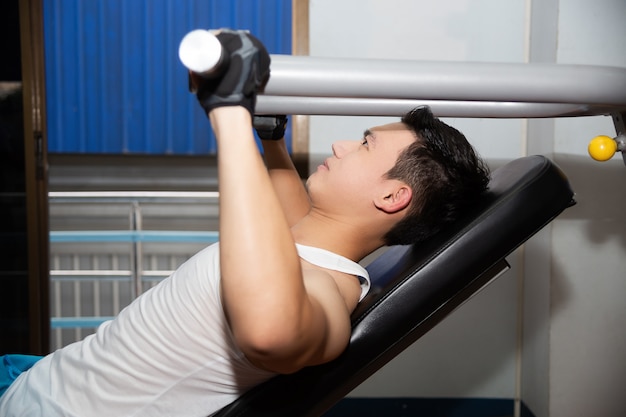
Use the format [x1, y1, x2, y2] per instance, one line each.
[196, 29, 271, 116]
[253, 115, 288, 140]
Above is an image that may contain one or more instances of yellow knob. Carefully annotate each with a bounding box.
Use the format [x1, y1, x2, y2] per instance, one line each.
[588, 135, 617, 161]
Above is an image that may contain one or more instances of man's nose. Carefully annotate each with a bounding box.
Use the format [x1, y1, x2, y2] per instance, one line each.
[331, 140, 357, 158]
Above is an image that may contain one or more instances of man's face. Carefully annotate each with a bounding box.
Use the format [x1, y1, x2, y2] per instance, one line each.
[307, 122, 416, 215]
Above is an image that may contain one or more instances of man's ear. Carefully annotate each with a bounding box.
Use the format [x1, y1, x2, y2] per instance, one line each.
[374, 182, 412, 214]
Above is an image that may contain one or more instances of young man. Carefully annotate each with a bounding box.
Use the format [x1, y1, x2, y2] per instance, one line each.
[0, 31, 489, 416]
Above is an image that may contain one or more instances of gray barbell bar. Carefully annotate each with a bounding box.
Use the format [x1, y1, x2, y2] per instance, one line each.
[256, 96, 623, 118]
[256, 55, 626, 118]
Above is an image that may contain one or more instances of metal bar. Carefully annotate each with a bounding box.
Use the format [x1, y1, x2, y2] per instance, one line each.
[142, 270, 174, 280]
[111, 254, 121, 315]
[53, 276, 62, 349]
[112, 279, 120, 316]
[48, 191, 220, 203]
[92, 256, 100, 319]
[611, 111, 626, 166]
[49, 230, 220, 243]
[74, 280, 82, 341]
[256, 55, 626, 117]
[130, 202, 143, 298]
[257, 96, 621, 118]
[50, 271, 172, 280]
[50, 270, 132, 276]
[72, 255, 81, 341]
[51, 316, 113, 329]
[50, 271, 132, 282]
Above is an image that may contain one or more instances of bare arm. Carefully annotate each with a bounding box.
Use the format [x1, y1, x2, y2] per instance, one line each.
[261, 138, 311, 226]
[211, 107, 354, 373]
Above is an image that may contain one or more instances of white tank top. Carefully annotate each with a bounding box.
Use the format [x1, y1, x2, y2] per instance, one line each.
[0, 243, 370, 417]
[296, 244, 370, 301]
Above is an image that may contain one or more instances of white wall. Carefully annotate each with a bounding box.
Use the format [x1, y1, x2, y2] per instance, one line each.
[308, 0, 528, 163]
[550, 1, 626, 416]
[308, 1, 626, 416]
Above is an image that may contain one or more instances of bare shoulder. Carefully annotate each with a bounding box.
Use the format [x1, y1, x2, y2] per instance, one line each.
[300, 260, 362, 314]
[290, 262, 362, 368]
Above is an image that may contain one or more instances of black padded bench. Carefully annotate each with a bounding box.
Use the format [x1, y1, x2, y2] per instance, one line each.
[214, 155, 575, 417]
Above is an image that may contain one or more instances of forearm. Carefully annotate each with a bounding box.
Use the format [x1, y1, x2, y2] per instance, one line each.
[261, 139, 311, 226]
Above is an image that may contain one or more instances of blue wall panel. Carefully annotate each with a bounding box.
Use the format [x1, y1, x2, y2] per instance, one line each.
[43, 0, 292, 155]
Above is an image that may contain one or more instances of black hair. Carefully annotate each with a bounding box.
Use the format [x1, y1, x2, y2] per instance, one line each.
[383, 106, 490, 245]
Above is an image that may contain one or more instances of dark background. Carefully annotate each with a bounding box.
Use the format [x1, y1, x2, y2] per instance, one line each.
[0, 0, 31, 353]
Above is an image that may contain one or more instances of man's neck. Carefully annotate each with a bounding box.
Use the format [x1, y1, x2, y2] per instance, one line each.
[290, 211, 384, 262]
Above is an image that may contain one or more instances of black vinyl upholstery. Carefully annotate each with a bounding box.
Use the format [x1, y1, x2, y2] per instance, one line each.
[213, 155, 575, 417]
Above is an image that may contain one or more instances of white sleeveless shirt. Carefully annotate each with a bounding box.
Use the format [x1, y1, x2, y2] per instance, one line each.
[0, 243, 369, 417]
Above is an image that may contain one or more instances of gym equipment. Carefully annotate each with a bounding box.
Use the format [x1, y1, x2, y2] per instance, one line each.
[213, 155, 575, 416]
[180, 31, 626, 163]
[256, 55, 626, 164]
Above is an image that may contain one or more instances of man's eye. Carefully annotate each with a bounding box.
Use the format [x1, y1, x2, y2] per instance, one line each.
[361, 138, 369, 146]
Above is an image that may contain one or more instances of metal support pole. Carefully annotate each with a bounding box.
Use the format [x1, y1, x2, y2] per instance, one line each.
[611, 111, 626, 166]
[129, 202, 143, 299]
